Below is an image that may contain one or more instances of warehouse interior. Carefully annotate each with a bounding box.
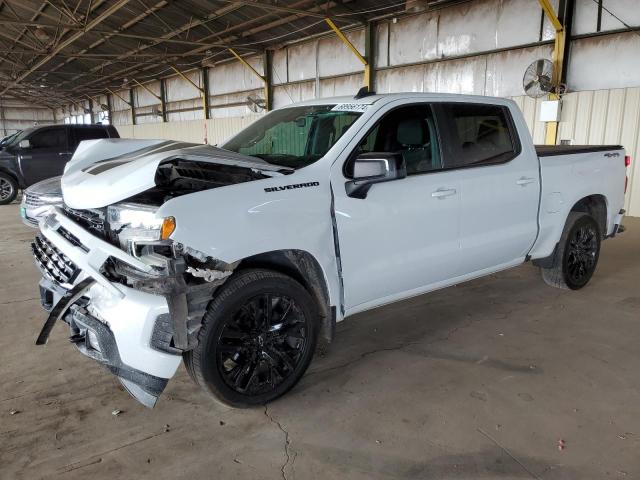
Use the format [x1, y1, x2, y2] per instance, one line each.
[1, 1, 640, 478]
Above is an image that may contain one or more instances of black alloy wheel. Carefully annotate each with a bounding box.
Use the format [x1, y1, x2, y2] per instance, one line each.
[540, 212, 601, 290]
[184, 269, 318, 407]
[217, 293, 308, 396]
[0, 173, 17, 205]
[564, 222, 598, 286]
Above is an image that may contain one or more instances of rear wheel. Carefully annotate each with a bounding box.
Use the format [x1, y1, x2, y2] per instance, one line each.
[541, 212, 601, 290]
[184, 269, 319, 407]
[0, 173, 17, 205]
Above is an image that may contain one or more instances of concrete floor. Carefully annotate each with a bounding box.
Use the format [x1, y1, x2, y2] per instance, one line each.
[1, 202, 639, 480]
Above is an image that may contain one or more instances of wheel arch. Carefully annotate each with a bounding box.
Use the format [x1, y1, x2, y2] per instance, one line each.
[0, 168, 19, 185]
[236, 249, 335, 345]
[569, 194, 608, 239]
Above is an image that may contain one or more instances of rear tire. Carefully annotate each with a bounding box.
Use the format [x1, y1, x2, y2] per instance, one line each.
[0, 173, 18, 205]
[541, 212, 601, 290]
[184, 269, 319, 407]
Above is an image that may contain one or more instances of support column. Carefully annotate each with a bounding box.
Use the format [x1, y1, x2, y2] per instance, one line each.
[106, 93, 113, 125]
[263, 50, 273, 111]
[88, 98, 95, 123]
[539, 0, 570, 145]
[228, 48, 271, 111]
[129, 88, 136, 125]
[159, 78, 167, 123]
[201, 67, 211, 119]
[325, 18, 371, 92]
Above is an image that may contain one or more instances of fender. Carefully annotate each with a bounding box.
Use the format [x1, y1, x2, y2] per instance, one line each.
[156, 162, 343, 319]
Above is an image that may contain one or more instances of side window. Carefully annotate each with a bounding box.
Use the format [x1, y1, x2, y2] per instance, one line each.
[441, 103, 517, 168]
[29, 128, 66, 150]
[352, 104, 440, 176]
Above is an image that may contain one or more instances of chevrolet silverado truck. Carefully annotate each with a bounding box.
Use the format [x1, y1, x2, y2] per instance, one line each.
[31, 93, 629, 408]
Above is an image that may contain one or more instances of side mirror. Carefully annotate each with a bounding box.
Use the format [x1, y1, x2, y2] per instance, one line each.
[345, 152, 406, 199]
[19, 139, 31, 149]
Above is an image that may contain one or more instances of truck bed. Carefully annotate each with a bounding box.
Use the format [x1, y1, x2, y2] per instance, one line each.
[536, 145, 624, 157]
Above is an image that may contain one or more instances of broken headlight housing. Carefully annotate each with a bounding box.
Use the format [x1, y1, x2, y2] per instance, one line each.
[106, 203, 175, 256]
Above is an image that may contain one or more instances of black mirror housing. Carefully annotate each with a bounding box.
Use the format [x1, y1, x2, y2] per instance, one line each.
[345, 152, 406, 199]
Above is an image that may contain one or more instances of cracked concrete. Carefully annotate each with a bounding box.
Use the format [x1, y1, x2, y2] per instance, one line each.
[1, 203, 640, 480]
[264, 405, 294, 480]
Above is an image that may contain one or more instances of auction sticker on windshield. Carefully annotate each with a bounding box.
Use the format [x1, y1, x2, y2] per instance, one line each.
[331, 103, 369, 113]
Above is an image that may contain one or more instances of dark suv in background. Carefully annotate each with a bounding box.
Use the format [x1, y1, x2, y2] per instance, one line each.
[0, 124, 119, 205]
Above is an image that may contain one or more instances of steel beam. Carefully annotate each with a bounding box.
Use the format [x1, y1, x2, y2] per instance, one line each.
[106, 87, 132, 107]
[129, 88, 136, 125]
[325, 18, 371, 91]
[230, 1, 351, 22]
[263, 50, 273, 111]
[159, 78, 167, 123]
[228, 47, 272, 110]
[170, 65, 208, 142]
[0, 0, 130, 96]
[133, 79, 162, 102]
[201, 68, 211, 120]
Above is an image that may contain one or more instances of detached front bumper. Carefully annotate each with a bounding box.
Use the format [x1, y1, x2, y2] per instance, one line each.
[33, 207, 183, 407]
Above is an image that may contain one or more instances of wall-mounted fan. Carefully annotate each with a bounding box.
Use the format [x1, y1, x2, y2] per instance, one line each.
[523, 59, 555, 98]
[246, 95, 266, 113]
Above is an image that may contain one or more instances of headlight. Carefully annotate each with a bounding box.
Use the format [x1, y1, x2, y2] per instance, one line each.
[107, 203, 175, 255]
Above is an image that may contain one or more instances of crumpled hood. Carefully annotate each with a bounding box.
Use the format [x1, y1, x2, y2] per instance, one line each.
[62, 138, 285, 209]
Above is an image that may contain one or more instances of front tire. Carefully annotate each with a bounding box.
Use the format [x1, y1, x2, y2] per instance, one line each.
[0, 173, 18, 205]
[184, 269, 319, 407]
[541, 212, 601, 290]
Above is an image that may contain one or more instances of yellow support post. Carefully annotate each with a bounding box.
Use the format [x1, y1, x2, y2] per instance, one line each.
[228, 48, 271, 111]
[170, 65, 208, 143]
[106, 87, 131, 106]
[325, 18, 371, 92]
[133, 79, 162, 102]
[539, 0, 565, 145]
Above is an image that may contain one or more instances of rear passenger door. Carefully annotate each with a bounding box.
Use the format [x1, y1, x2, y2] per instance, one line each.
[436, 102, 539, 275]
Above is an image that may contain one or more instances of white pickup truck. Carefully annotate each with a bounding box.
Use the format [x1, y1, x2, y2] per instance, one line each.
[31, 93, 629, 408]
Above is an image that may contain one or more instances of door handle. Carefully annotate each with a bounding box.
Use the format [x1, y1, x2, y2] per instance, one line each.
[431, 188, 457, 199]
[58, 152, 72, 156]
[516, 177, 536, 186]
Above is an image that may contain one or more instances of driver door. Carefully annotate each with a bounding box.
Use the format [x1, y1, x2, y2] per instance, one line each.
[331, 102, 462, 314]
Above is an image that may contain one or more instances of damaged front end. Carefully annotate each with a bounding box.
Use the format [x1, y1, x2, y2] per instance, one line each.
[29, 154, 285, 407]
[33, 204, 234, 407]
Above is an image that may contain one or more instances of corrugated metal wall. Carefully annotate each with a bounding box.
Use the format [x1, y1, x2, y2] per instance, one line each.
[0, 101, 56, 136]
[60, 0, 640, 216]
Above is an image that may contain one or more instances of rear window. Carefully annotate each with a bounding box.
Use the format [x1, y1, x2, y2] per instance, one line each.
[441, 103, 518, 168]
[75, 127, 110, 143]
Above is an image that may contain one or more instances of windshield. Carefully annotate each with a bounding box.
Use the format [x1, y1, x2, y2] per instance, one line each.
[5, 128, 35, 148]
[0, 131, 20, 146]
[222, 105, 362, 169]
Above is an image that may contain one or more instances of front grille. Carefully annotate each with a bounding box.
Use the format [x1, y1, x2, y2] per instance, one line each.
[31, 235, 79, 287]
[24, 192, 44, 208]
[62, 206, 107, 239]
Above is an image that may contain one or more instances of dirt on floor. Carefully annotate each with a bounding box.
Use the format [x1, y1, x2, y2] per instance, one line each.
[1, 202, 639, 480]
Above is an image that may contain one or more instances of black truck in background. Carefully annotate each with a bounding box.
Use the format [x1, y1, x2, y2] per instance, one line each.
[0, 124, 119, 205]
